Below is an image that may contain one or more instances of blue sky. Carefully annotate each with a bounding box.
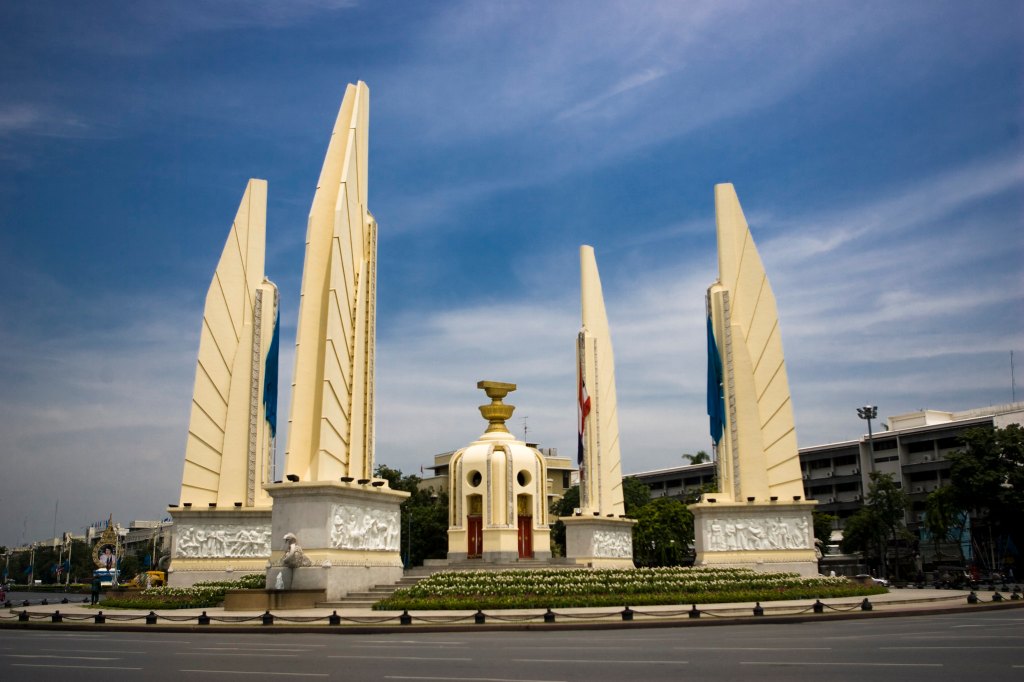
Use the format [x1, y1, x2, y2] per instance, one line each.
[1, 1, 1021, 547]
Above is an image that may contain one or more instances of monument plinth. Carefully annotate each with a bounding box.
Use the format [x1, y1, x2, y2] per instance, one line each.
[265, 481, 407, 599]
[693, 184, 817, 576]
[167, 507, 272, 587]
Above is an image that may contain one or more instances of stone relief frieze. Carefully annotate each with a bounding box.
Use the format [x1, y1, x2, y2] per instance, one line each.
[702, 515, 810, 552]
[592, 529, 633, 558]
[175, 524, 272, 558]
[330, 503, 400, 551]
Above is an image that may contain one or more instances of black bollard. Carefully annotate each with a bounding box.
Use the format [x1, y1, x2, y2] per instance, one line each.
[967, 591, 978, 604]
[399, 610, 412, 625]
[18, 610, 28, 622]
[1011, 590, 1021, 601]
[621, 606, 633, 621]
[753, 602, 764, 617]
[197, 611, 211, 625]
[329, 610, 342, 626]
[145, 611, 158, 625]
[51, 610, 62, 623]
[474, 609, 486, 625]
[41, 599, 48, 606]
[61, 598, 69, 604]
[813, 599, 825, 614]
[262, 610, 274, 625]
[544, 608, 556, 623]
[992, 592, 1004, 602]
[94, 611, 105, 624]
[860, 598, 873, 611]
[689, 604, 701, 619]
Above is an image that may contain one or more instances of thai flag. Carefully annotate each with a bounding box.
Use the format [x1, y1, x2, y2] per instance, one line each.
[577, 345, 591, 468]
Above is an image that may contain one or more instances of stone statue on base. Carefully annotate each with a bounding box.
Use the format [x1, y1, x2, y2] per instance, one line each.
[282, 532, 313, 568]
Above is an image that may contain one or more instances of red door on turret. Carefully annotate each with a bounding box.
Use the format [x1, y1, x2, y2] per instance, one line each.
[518, 516, 533, 558]
[467, 515, 483, 558]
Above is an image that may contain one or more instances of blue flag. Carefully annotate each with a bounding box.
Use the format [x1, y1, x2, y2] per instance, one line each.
[262, 306, 280, 437]
[706, 316, 725, 444]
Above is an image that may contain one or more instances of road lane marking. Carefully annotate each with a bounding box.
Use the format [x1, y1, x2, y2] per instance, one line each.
[674, 647, 831, 651]
[882, 646, 1022, 649]
[741, 661, 943, 667]
[7, 655, 119, 661]
[385, 677, 567, 682]
[516, 655, 684, 659]
[180, 652, 300, 657]
[180, 671, 328, 677]
[197, 647, 313, 652]
[329, 655, 472, 661]
[12, 664, 143, 670]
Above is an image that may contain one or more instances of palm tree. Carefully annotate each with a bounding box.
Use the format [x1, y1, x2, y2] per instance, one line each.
[682, 450, 711, 464]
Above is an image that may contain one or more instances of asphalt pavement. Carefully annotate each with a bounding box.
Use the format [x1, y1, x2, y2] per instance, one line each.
[1, 608, 1021, 681]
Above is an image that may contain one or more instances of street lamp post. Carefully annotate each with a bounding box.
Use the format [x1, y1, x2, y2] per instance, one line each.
[857, 405, 878, 473]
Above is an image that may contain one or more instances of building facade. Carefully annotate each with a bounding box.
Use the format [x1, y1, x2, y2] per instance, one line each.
[631, 402, 1023, 542]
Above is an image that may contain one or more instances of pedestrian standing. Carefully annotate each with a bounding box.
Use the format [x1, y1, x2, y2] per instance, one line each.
[90, 575, 101, 605]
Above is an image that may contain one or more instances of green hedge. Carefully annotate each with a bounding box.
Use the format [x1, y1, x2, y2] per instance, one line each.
[375, 567, 886, 610]
[99, 574, 265, 609]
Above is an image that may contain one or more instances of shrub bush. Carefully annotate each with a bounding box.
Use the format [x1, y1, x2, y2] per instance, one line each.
[375, 567, 885, 610]
[99, 574, 265, 609]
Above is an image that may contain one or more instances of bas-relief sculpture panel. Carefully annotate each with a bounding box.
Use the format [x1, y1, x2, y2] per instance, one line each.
[703, 515, 810, 552]
[592, 528, 633, 558]
[176, 524, 272, 558]
[330, 503, 400, 551]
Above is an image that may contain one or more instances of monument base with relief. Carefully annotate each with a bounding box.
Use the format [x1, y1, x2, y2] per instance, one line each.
[561, 515, 636, 569]
[167, 507, 273, 587]
[264, 481, 409, 602]
[690, 500, 819, 577]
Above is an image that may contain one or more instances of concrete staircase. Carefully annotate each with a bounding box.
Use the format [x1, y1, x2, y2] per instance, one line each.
[316, 558, 579, 609]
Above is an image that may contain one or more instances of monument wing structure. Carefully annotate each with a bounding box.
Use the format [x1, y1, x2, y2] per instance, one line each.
[562, 246, 635, 568]
[693, 183, 817, 576]
[178, 178, 279, 509]
[263, 81, 407, 603]
[170, 179, 278, 587]
[577, 245, 626, 517]
[284, 80, 377, 483]
[707, 183, 803, 502]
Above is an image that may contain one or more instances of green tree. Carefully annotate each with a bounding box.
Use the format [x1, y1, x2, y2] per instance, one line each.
[840, 506, 887, 572]
[947, 424, 1024, 571]
[682, 450, 711, 464]
[923, 485, 968, 567]
[632, 497, 693, 567]
[813, 512, 838, 555]
[864, 471, 911, 579]
[549, 485, 580, 556]
[622, 476, 651, 516]
[374, 465, 449, 567]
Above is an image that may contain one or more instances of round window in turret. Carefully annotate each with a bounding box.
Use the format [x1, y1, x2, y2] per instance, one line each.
[517, 469, 532, 487]
[468, 470, 483, 487]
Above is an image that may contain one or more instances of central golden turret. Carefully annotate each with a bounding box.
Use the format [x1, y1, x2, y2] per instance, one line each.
[477, 381, 516, 433]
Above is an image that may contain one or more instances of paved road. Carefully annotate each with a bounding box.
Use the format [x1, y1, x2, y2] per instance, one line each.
[1, 610, 1021, 681]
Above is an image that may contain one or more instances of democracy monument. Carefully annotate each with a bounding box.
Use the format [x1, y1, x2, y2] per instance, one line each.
[691, 183, 818, 576]
[167, 79, 816, 599]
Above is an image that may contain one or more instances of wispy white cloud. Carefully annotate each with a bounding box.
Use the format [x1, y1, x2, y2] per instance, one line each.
[0, 103, 90, 138]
